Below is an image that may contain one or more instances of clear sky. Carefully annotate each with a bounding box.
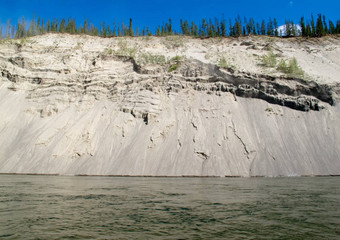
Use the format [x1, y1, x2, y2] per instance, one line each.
[0, 0, 339, 31]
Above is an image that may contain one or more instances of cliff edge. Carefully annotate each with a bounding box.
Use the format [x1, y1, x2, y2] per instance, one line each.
[0, 34, 339, 176]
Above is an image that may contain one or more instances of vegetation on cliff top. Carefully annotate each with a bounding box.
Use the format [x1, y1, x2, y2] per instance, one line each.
[1, 13, 339, 39]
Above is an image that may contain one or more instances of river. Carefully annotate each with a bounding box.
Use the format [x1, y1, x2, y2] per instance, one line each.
[0, 175, 339, 239]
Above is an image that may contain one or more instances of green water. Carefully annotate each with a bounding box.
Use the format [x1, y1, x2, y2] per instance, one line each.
[0, 175, 339, 239]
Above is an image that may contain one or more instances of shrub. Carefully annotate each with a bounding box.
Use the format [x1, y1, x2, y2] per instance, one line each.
[218, 57, 235, 70]
[163, 36, 184, 49]
[168, 64, 179, 72]
[107, 48, 114, 55]
[138, 52, 166, 65]
[170, 55, 183, 63]
[287, 57, 304, 76]
[277, 57, 304, 77]
[116, 40, 138, 58]
[261, 51, 277, 68]
[277, 59, 288, 73]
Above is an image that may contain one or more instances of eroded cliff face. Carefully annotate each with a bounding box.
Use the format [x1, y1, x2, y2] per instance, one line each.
[0, 34, 339, 176]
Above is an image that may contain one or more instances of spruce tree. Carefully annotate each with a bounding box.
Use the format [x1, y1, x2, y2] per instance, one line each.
[83, 19, 89, 34]
[6, 19, 12, 38]
[194, 23, 198, 37]
[220, 20, 226, 37]
[323, 15, 328, 34]
[316, 14, 325, 37]
[336, 21, 340, 34]
[107, 25, 112, 37]
[59, 19, 66, 33]
[329, 20, 335, 34]
[47, 19, 50, 32]
[41, 18, 45, 34]
[256, 22, 260, 35]
[285, 20, 291, 36]
[261, 20, 266, 35]
[311, 14, 316, 36]
[147, 26, 151, 36]
[228, 19, 233, 36]
[168, 18, 173, 35]
[128, 18, 134, 36]
[291, 22, 297, 36]
[305, 23, 312, 37]
[300, 17, 306, 36]
[27, 13, 36, 37]
[274, 18, 278, 36]
[267, 18, 273, 36]
[235, 16, 242, 36]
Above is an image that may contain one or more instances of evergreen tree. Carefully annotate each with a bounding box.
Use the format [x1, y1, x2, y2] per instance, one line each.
[300, 17, 306, 36]
[316, 14, 325, 37]
[111, 21, 117, 37]
[267, 18, 274, 36]
[247, 18, 256, 35]
[208, 19, 213, 37]
[285, 20, 292, 36]
[274, 18, 278, 36]
[147, 26, 152, 36]
[291, 22, 297, 36]
[41, 18, 45, 34]
[27, 12, 36, 37]
[46, 19, 50, 32]
[220, 20, 226, 37]
[15, 17, 27, 39]
[305, 23, 312, 37]
[323, 15, 328, 34]
[215, 19, 221, 36]
[59, 19, 66, 33]
[194, 23, 198, 37]
[66, 18, 77, 34]
[0, 23, 2, 39]
[256, 22, 260, 35]
[107, 25, 112, 37]
[183, 20, 189, 35]
[128, 18, 134, 36]
[101, 21, 107, 37]
[168, 18, 173, 35]
[261, 20, 266, 35]
[235, 18, 242, 36]
[311, 14, 316, 36]
[51, 18, 57, 32]
[6, 19, 12, 38]
[329, 20, 335, 34]
[336, 21, 340, 33]
[229, 19, 234, 36]
[83, 19, 89, 34]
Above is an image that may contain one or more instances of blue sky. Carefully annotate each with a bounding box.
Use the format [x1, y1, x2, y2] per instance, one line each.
[0, 0, 339, 31]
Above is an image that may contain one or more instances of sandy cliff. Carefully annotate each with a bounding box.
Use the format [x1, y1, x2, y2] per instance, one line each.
[0, 34, 339, 176]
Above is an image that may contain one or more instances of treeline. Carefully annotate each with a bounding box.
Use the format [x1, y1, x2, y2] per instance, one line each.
[0, 13, 339, 39]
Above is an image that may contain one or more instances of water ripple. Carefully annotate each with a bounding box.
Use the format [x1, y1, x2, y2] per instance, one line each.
[0, 176, 339, 239]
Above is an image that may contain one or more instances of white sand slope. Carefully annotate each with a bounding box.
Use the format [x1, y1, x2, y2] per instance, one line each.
[0, 34, 339, 176]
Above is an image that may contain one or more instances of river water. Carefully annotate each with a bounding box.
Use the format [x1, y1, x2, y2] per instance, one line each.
[0, 175, 339, 239]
